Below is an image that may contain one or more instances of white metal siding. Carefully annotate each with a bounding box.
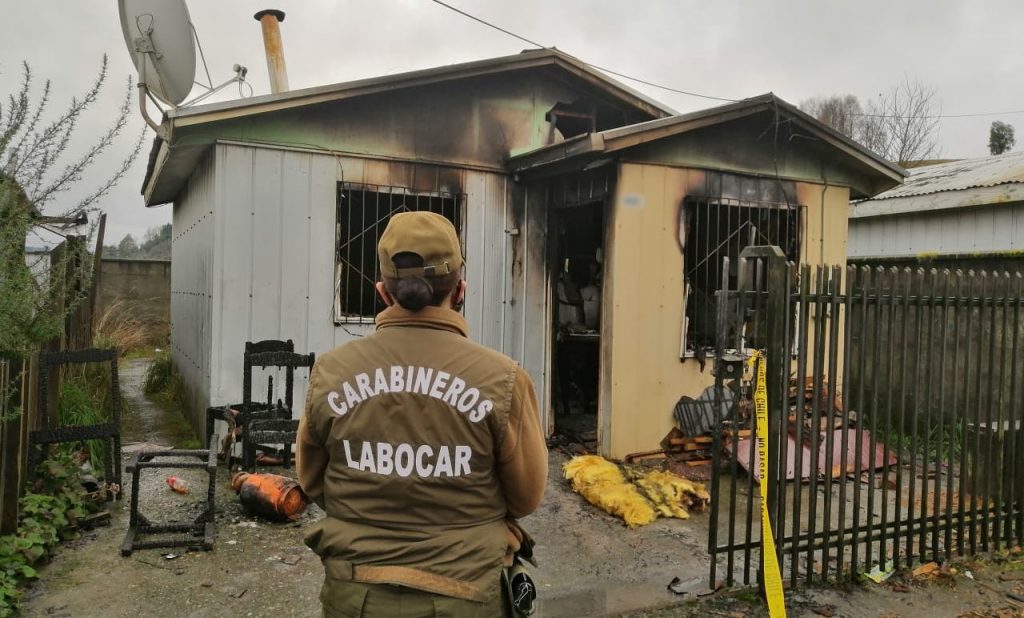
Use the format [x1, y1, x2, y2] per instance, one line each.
[199, 143, 547, 421]
[503, 184, 551, 430]
[849, 202, 1024, 258]
[170, 151, 216, 430]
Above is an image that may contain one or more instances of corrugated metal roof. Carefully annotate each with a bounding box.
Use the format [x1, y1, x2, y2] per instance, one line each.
[865, 150, 1024, 200]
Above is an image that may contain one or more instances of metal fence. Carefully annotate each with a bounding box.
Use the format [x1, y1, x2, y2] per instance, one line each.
[707, 251, 1024, 589]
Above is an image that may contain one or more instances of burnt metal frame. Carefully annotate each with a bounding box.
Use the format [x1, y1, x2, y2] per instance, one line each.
[707, 252, 1024, 590]
[120, 449, 217, 555]
[204, 339, 294, 449]
[240, 340, 314, 471]
[28, 348, 122, 496]
[683, 196, 803, 356]
[335, 182, 466, 323]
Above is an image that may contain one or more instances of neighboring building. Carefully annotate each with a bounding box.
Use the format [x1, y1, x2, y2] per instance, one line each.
[24, 246, 51, 287]
[141, 49, 903, 458]
[849, 151, 1024, 272]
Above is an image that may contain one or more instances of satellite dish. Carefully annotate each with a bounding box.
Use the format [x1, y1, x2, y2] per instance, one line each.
[118, 0, 197, 106]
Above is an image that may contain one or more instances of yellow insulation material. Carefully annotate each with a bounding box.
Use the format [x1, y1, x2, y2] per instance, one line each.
[632, 469, 711, 519]
[563, 456, 710, 528]
[562, 456, 656, 528]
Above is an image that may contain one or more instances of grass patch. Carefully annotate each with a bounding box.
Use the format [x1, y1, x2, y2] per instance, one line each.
[143, 353, 180, 402]
[57, 377, 119, 475]
[178, 437, 201, 449]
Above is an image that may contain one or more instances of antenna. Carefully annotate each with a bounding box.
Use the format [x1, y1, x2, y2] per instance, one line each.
[119, 0, 248, 137]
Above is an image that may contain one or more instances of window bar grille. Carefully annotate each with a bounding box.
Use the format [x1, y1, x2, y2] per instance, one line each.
[336, 184, 464, 321]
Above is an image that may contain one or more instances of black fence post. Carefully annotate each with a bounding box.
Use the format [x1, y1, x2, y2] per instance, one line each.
[739, 245, 789, 579]
[764, 251, 789, 568]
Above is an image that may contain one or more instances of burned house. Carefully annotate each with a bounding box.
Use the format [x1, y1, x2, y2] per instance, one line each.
[141, 49, 902, 458]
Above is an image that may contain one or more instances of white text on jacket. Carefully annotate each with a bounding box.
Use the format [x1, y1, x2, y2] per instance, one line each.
[326, 365, 493, 422]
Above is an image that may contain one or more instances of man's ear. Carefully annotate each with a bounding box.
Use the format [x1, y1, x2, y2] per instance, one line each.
[375, 282, 395, 307]
[452, 280, 467, 309]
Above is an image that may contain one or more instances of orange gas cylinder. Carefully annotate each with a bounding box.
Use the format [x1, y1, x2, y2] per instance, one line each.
[230, 472, 309, 522]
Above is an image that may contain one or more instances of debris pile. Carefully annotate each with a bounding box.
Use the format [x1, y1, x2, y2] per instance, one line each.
[563, 455, 709, 528]
[623, 427, 724, 482]
[787, 376, 849, 433]
[725, 376, 894, 480]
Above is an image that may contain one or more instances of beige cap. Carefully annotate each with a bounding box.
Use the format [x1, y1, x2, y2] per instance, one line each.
[377, 211, 463, 279]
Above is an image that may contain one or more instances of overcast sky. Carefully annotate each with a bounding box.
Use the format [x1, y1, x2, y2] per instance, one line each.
[5, 0, 1023, 245]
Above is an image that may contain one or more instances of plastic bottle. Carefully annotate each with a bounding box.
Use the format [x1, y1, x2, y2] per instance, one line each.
[166, 476, 190, 494]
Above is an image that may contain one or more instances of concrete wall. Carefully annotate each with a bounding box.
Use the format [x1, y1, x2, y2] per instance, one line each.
[603, 162, 850, 459]
[95, 258, 171, 328]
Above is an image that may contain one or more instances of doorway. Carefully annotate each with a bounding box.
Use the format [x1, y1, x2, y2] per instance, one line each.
[549, 201, 604, 448]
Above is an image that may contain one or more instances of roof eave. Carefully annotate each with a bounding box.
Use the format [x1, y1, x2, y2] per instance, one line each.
[851, 184, 1024, 218]
[509, 95, 906, 191]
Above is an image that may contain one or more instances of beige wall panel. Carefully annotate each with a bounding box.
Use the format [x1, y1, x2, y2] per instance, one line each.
[605, 164, 717, 458]
[795, 182, 850, 389]
[604, 166, 851, 458]
[797, 182, 850, 267]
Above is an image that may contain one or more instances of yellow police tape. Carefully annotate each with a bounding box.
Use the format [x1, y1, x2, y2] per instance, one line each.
[748, 350, 787, 618]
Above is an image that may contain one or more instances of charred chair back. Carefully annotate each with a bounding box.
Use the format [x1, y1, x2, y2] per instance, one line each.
[241, 340, 314, 470]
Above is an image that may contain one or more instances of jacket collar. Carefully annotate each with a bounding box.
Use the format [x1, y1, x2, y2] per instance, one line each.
[375, 304, 469, 338]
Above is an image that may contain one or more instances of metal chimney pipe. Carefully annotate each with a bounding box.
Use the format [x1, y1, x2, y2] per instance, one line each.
[254, 9, 289, 93]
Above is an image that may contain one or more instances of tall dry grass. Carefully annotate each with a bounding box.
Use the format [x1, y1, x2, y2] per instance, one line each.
[93, 298, 167, 353]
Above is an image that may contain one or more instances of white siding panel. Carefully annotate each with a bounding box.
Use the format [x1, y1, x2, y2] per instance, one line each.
[213, 145, 255, 403]
[250, 148, 285, 341]
[991, 208, 1013, 253]
[482, 174, 508, 352]
[170, 150, 216, 433]
[307, 155, 340, 351]
[504, 183, 551, 430]
[1014, 207, 1024, 250]
[463, 172, 487, 344]
[850, 203, 1024, 259]
[462, 171, 514, 353]
[279, 151, 312, 352]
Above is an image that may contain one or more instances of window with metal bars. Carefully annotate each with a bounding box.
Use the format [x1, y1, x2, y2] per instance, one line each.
[335, 183, 464, 322]
[683, 197, 802, 353]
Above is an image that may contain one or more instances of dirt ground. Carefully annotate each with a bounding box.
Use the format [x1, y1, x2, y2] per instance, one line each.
[16, 358, 1024, 617]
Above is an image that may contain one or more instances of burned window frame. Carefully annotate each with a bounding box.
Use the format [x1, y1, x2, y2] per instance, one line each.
[334, 183, 465, 324]
[681, 195, 803, 356]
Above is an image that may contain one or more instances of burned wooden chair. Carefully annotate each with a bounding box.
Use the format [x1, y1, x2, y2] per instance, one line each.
[204, 339, 294, 458]
[28, 348, 123, 497]
[240, 343, 315, 471]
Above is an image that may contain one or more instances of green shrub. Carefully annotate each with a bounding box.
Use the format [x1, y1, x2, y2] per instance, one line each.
[143, 353, 178, 401]
[0, 454, 89, 617]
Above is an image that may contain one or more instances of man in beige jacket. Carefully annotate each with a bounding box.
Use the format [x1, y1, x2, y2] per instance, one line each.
[297, 211, 547, 617]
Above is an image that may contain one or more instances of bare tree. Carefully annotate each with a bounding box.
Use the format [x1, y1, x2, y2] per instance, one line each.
[860, 77, 941, 166]
[1, 56, 145, 360]
[800, 94, 863, 139]
[802, 77, 941, 167]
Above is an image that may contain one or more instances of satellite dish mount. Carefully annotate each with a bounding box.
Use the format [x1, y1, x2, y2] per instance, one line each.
[120, 0, 248, 139]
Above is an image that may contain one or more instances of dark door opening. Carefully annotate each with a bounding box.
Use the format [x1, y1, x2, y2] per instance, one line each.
[550, 202, 604, 448]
